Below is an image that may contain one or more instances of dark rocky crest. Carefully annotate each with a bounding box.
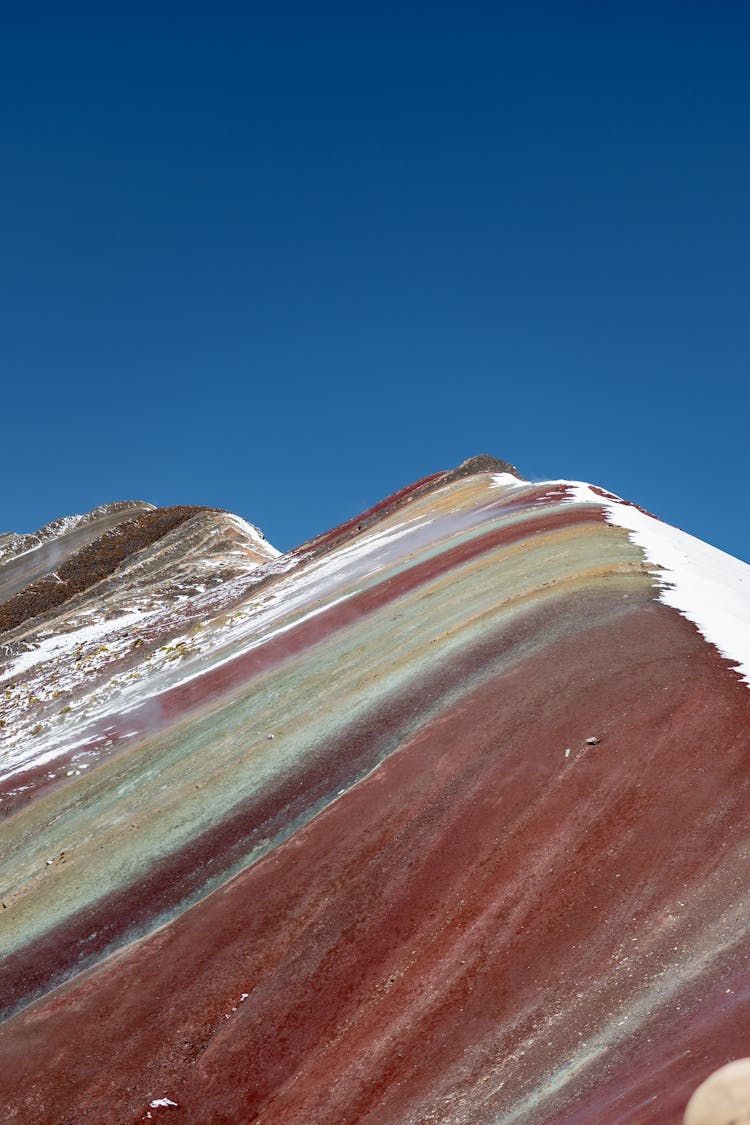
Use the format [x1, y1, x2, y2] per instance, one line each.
[446, 454, 524, 481]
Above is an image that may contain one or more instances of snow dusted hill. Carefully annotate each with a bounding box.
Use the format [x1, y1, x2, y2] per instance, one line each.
[0, 458, 749, 1125]
[0, 504, 281, 794]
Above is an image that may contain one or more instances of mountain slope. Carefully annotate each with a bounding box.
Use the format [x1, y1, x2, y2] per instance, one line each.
[0, 460, 748, 1124]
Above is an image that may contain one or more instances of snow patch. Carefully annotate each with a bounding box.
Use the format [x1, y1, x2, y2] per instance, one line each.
[565, 481, 750, 688]
[224, 514, 281, 558]
[490, 473, 525, 489]
[0, 609, 147, 684]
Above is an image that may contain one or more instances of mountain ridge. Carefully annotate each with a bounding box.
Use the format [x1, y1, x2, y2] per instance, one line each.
[0, 460, 748, 1124]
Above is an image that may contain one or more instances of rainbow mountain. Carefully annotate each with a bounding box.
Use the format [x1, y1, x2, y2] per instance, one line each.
[1, 455, 749, 1124]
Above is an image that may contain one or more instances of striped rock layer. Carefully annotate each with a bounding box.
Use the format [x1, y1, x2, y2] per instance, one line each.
[0, 462, 749, 1124]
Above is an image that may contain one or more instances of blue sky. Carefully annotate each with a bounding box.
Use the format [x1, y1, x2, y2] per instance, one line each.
[2, 3, 749, 559]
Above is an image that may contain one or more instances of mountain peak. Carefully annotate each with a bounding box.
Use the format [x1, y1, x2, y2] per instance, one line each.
[449, 453, 524, 479]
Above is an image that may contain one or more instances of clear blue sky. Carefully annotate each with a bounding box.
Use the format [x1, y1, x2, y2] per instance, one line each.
[3, 3, 749, 559]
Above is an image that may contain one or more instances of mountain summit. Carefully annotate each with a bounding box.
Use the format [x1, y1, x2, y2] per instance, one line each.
[1, 461, 749, 1124]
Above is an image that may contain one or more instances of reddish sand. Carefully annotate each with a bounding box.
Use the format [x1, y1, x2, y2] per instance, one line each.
[2, 590, 749, 1124]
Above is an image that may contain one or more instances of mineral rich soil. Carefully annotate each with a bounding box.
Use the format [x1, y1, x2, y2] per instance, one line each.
[0, 466, 748, 1124]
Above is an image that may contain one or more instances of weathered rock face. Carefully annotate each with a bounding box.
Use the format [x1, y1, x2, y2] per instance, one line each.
[0, 464, 749, 1124]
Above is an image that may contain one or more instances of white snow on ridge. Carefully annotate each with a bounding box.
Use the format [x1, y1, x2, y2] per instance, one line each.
[490, 473, 525, 489]
[224, 513, 281, 558]
[564, 481, 750, 688]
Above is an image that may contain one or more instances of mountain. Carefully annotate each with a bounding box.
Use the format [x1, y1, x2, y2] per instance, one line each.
[1, 457, 749, 1124]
